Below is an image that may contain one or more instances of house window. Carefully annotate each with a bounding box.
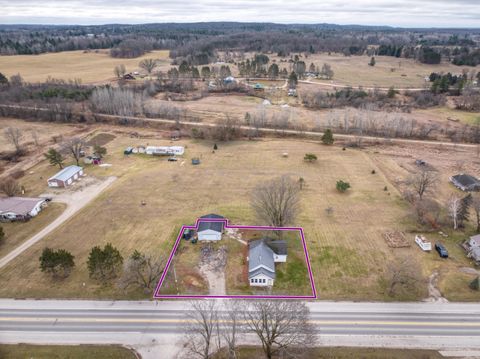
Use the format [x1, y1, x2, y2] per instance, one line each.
[250, 279, 254, 283]
[262, 279, 266, 283]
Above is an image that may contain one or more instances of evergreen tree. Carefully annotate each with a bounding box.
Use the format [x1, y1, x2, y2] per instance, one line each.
[321, 129, 334, 145]
[288, 71, 298, 89]
[44, 148, 64, 169]
[191, 67, 200, 79]
[336, 180, 351, 193]
[369, 57, 376, 66]
[200, 66, 211, 79]
[93, 145, 107, 158]
[470, 276, 479, 291]
[458, 194, 472, 228]
[304, 153, 317, 162]
[39, 247, 75, 279]
[87, 243, 123, 282]
[0, 72, 8, 85]
[267, 63, 279, 79]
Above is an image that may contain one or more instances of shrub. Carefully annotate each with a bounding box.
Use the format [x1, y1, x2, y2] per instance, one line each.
[321, 129, 334, 145]
[336, 180, 351, 193]
[39, 248, 75, 279]
[304, 153, 317, 162]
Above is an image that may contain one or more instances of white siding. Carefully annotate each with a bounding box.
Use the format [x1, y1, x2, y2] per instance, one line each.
[249, 274, 274, 287]
[198, 229, 222, 241]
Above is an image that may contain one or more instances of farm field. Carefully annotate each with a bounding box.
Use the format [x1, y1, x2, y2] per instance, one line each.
[257, 52, 478, 88]
[0, 122, 477, 300]
[0, 344, 136, 359]
[0, 50, 170, 83]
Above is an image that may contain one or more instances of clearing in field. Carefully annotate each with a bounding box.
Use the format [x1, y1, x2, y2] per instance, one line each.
[154, 217, 316, 299]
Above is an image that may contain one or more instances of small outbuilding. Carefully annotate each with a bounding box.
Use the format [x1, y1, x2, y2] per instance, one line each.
[0, 197, 47, 222]
[47, 165, 84, 188]
[197, 214, 225, 241]
[450, 174, 480, 192]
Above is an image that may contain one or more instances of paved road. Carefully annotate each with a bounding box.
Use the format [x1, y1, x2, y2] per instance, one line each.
[1, 300, 480, 358]
[0, 176, 117, 269]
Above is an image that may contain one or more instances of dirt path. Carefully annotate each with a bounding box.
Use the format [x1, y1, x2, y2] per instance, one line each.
[198, 244, 227, 295]
[0, 176, 117, 269]
[424, 270, 448, 303]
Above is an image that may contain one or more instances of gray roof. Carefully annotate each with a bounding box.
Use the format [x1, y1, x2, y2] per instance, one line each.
[197, 214, 225, 233]
[249, 266, 275, 280]
[470, 234, 480, 242]
[248, 239, 275, 279]
[451, 174, 480, 187]
[265, 239, 288, 255]
[48, 165, 83, 182]
[0, 197, 45, 216]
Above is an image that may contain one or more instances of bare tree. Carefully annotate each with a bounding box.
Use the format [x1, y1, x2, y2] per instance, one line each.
[118, 250, 165, 293]
[31, 130, 39, 147]
[139, 59, 158, 77]
[221, 300, 241, 359]
[251, 176, 300, 228]
[0, 177, 20, 197]
[387, 256, 423, 298]
[62, 137, 85, 166]
[114, 64, 126, 78]
[447, 194, 462, 230]
[409, 169, 438, 200]
[473, 195, 480, 233]
[212, 116, 241, 142]
[4, 127, 24, 153]
[183, 300, 219, 359]
[242, 300, 316, 359]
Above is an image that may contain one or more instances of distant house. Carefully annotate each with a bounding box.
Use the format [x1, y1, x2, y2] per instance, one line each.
[464, 234, 480, 264]
[450, 174, 480, 192]
[47, 165, 84, 188]
[248, 239, 288, 287]
[197, 214, 225, 241]
[0, 197, 47, 222]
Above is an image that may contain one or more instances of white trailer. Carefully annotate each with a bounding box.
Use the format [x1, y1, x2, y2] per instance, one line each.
[415, 235, 432, 251]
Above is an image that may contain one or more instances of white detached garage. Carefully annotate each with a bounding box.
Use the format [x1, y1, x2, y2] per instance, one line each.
[47, 165, 84, 188]
[197, 214, 225, 241]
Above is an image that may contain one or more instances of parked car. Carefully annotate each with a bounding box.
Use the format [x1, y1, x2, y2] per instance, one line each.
[435, 243, 449, 258]
[167, 157, 178, 162]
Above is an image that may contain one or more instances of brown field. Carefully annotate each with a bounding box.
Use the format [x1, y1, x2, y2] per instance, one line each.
[246, 52, 479, 88]
[0, 50, 170, 83]
[0, 122, 478, 301]
[0, 344, 136, 359]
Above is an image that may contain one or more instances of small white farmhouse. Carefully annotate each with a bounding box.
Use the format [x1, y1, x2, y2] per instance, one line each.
[248, 239, 288, 287]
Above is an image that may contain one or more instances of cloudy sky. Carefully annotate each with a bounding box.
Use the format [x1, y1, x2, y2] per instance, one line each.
[1, 0, 479, 28]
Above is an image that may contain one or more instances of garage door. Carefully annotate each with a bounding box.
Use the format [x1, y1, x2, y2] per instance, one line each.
[200, 234, 219, 241]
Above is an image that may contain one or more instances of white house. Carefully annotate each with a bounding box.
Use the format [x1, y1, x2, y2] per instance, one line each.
[0, 197, 47, 221]
[248, 239, 288, 287]
[197, 214, 225, 241]
[145, 146, 185, 156]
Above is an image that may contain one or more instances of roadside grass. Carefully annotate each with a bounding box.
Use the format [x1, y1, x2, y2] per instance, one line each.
[0, 50, 170, 83]
[0, 202, 66, 259]
[227, 346, 445, 359]
[0, 131, 451, 300]
[0, 344, 137, 359]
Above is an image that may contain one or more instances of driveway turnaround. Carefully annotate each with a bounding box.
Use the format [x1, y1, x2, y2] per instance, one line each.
[0, 176, 117, 269]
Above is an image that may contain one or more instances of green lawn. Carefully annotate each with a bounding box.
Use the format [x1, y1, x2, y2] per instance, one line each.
[0, 344, 137, 359]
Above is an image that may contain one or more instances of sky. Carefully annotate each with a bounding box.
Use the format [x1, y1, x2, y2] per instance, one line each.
[1, 0, 480, 28]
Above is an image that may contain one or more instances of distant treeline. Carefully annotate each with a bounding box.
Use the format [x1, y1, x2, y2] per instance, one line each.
[0, 23, 479, 66]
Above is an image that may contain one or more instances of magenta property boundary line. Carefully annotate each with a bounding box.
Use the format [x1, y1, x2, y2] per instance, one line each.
[153, 218, 317, 299]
